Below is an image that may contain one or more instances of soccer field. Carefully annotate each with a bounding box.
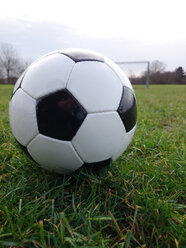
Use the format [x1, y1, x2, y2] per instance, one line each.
[0, 85, 185, 247]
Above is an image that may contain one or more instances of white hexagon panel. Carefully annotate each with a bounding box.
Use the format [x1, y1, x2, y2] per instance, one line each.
[21, 53, 75, 99]
[9, 88, 38, 146]
[67, 61, 123, 113]
[72, 112, 127, 163]
[27, 134, 83, 174]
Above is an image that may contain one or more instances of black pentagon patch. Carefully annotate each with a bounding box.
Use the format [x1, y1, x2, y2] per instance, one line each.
[117, 87, 137, 132]
[61, 49, 104, 63]
[36, 89, 87, 141]
[83, 158, 111, 168]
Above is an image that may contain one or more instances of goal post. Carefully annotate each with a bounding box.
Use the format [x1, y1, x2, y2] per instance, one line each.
[116, 61, 150, 88]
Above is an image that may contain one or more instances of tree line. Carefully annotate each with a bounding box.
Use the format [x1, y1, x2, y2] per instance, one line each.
[130, 60, 186, 85]
[0, 42, 186, 85]
[0, 43, 31, 84]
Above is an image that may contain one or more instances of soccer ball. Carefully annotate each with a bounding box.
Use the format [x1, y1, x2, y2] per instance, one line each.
[9, 49, 137, 174]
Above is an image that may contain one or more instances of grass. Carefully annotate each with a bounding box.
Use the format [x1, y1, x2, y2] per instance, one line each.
[0, 84, 185, 248]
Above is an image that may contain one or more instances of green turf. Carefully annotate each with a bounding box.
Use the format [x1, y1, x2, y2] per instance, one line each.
[0, 84, 185, 248]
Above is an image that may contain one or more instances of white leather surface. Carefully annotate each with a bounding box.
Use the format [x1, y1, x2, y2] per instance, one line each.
[112, 125, 136, 161]
[13, 71, 25, 94]
[9, 88, 38, 146]
[104, 57, 133, 91]
[67, 61, 123, 112]
[72, 112, 127, 163]
[27, 134, 83, 174]
[21, 53, 75, 99]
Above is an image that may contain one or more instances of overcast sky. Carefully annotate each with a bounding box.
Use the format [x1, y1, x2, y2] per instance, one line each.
[0, 0, 186, 72]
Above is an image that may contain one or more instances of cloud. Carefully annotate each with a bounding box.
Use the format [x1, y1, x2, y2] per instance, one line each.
[0, 18, 79, 58]
[0, 18, 186, 71]
[0, 18, 138, 61]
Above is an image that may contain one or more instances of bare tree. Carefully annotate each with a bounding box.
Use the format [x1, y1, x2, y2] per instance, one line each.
[174, 66, 185, 84]
[0, 43, 23, 84]
[23, 57, 33, 70]
[151, 60, 166, 74]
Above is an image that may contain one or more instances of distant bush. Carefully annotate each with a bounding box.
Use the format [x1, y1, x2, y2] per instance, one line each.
[130, 61, 186, 85]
